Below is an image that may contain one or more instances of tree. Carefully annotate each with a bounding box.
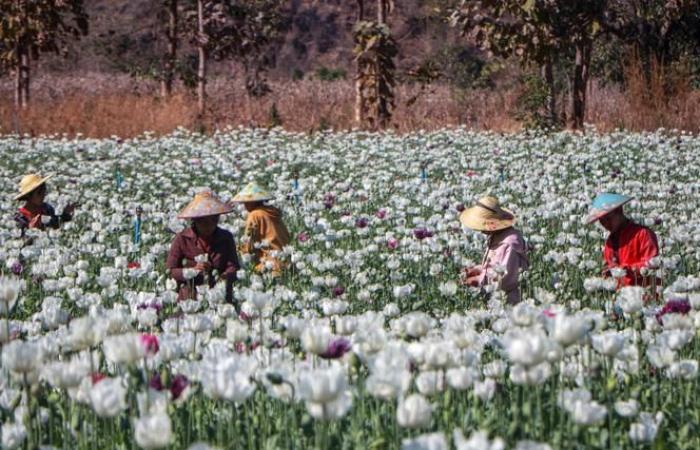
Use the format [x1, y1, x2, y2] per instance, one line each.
[0, 0, 88, 109]
[182, 0, 282, 117]
[161, 0, 178, 98]
[450, 0, 607, 130]
[354, 0, 365, 126]
[353, 0, 398, 129]
[603, 0, 700, 81]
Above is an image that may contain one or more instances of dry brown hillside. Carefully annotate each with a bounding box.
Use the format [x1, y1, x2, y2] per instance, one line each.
[37, 0, 463, 80]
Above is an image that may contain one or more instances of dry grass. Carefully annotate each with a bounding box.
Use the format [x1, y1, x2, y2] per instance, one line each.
[587, 53, 700, 133]
[1, 71, 699, 138]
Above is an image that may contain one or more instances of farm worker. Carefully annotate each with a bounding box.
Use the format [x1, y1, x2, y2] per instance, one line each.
[231, 182, 291, 275]
[460, 196, 529, 305]
[166, 190, 240, 304]
[14, 173, 75, 236]
[586, 192, 659, 289]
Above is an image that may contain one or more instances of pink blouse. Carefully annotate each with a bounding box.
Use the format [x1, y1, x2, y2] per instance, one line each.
[477, 228, 529, 304]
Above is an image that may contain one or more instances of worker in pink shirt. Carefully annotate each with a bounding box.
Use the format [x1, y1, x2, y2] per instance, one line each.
[460, 196, 529, 304]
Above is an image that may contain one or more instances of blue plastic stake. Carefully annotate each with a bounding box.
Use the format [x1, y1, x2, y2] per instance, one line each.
[115, 168, 124, 190]
[133, 208, 142, 245]
[293, 178, 300, 204]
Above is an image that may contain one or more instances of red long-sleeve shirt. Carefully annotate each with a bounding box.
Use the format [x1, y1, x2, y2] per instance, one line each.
[603, 221, 659, 287]
[166, 227, 239, 302]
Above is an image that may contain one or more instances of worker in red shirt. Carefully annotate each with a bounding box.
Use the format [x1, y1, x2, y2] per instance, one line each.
[587, 193, 660, 289]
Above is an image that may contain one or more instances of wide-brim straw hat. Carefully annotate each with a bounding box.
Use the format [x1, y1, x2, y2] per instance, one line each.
[15, 173, 53, 200]
[232, 182, 272, 202]
[459, 196, 516, 232]
[178, 190, 233, 219]
[586, 192, 633, 224]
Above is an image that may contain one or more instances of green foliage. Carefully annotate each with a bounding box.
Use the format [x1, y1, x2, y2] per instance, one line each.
[514, 73, 559, 131]
[316, 66, 346, 82]
[267, 102, 282, 128]
[182, 0, 284, 97]
[0, 0, 88, 69]
[431, 46, 497, 90]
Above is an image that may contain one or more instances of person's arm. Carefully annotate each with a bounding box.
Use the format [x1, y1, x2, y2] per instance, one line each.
[497, 245, 522, 293]
[240, 214, 261, 256]
[42, 204, 62, 229]
[623, 228, 659, 285]
[60, 203, 75, 223]
[628, 228, 659, 270]
[14, 212, 29, 231]
[166, 235, 187, 282]
[220, 235, 240, 279]
[219, 234, 240, 305]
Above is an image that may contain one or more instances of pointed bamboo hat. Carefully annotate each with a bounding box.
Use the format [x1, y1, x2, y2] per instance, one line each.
[232, 182, 272, 202]
[459, 196, 516, 232]
[586, 192, 633, 224]
[15, 173, 53, 200]
[178, 190, 233, 219]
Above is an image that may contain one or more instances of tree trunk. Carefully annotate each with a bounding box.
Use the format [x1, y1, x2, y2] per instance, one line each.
[571, 40, 591, 130]
[15, 0, 30, 109]
[376, 0, 388, 129]
[354, 0, 364, 127]
[161, 0, 178, 97]
[196, 0, 206, 116]
[14, 44, 22, 110]
[377, 0, 386, 24]
[15, 39, 30, 109]
[542, 61, 556, 126]
[20, 48, 30, 108]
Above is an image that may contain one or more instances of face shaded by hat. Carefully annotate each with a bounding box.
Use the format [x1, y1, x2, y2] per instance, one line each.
[586, 193, 633, 224]
[15, 173, 53, 201]
[459, 196, 516, 232]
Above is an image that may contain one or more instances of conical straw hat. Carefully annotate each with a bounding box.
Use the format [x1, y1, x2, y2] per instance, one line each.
[15, 173, 53, 200]
[459, 196, 516, 232]
[232, 182, 272, 202]
[178, 190, 233, 219]
[586, 192, 633, 224]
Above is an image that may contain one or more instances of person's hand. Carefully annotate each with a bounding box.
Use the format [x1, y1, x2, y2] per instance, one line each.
[465, 275, 481, 287]
[460, 266, 482, 286]
[194, 261, 211, 272]
[466, 267, 481, 278]
[29, 215, 43, 229]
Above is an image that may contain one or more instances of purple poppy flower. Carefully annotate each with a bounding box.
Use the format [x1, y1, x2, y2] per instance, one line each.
[455, 203, 465, 212]
[323, 193, 335, 209]
[656, 299, 691, 325]
[320, 338, 352, 359]
[413, 228, 433, 240]
[137, 302, 163, 313]
[355, 217, 369, 228]
[387, 238, 399, 250]
[170, 374, 190, 400]
[298, 231, 310, 242]
[148, 373, 164, 391]
[332, 285, 345, 297]
[10, 261, 23, 275]
[375, 209, 387, 219]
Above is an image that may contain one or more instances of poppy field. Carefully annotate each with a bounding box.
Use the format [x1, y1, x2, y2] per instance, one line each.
[1, 128, 700, 450]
